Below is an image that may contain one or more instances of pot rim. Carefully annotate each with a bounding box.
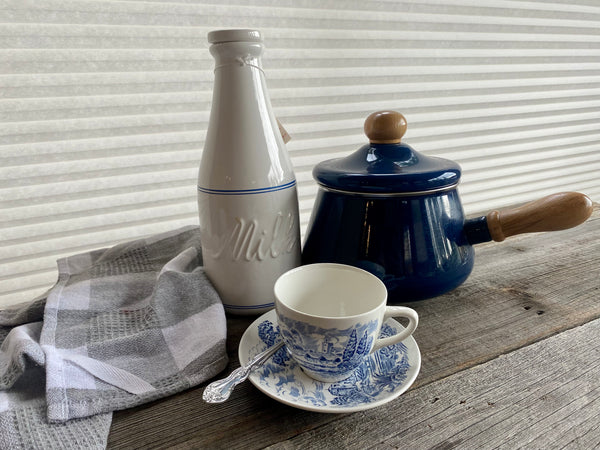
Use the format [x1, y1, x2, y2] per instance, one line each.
[317, 182, 460, 197]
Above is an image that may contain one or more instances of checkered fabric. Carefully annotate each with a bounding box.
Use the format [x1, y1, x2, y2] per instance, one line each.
[0, 227, 228, 449]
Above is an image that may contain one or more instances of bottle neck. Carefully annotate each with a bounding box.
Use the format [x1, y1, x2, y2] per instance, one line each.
[209, 40, 269, 113]
[210, 41, 264, 73]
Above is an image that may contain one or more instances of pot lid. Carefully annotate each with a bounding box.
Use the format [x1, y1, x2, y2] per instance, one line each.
[313, 111, 461, 194]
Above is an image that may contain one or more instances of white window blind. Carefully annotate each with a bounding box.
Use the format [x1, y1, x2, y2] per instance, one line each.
[2, 0, 599, 308]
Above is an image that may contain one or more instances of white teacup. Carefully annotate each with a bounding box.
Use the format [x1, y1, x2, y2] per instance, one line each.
[274, 263, 418, 382]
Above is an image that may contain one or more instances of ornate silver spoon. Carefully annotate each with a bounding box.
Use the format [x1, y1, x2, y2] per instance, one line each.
[202, 340, 285, 403]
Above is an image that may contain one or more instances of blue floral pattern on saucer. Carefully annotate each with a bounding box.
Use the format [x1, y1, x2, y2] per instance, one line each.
[239, 309, 421, 413]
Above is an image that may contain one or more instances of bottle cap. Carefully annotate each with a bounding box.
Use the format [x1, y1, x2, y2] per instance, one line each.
[208, 29, 263, 44]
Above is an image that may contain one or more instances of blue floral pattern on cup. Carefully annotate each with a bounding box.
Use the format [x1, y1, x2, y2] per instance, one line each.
[276, 314, 379, 381]
[254, 319, 410, 408]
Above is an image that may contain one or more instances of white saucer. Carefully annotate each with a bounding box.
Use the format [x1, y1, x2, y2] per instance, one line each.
[238, 309, 421, 413]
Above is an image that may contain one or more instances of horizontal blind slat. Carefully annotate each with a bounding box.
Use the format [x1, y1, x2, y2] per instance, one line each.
[1, 189, 195, 226]
[6, 24, 600, 46]
[5, 0, 600, 28]
[118, 0, 600, 17]
[4, 78, 600, 115]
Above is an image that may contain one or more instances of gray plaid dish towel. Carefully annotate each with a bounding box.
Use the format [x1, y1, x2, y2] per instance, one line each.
[0, 226, 228, 449]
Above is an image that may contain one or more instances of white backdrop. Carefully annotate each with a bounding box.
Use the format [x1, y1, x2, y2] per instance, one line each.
[1, 0, 599, 307]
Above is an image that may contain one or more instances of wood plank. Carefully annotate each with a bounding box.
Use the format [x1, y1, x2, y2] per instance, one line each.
[107, 205, 600, 449]
[268, 316, 600, 449]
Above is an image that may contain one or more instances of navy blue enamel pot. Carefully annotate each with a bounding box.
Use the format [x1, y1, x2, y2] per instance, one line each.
[302, 111, 593, 302]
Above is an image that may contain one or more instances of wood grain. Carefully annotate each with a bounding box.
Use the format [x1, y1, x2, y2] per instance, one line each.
[486, 192, 593, 241]
[364, 110, 407, 143]
[107, 205, 599, 449]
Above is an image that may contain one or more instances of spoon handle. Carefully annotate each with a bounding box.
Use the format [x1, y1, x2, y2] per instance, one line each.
[202, 340, 284, 403]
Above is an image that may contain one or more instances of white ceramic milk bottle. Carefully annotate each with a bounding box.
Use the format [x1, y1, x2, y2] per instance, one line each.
[198, 29, 301, 315]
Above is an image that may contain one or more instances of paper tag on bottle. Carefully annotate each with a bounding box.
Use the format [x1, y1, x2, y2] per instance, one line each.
[276, 119, 291, 144]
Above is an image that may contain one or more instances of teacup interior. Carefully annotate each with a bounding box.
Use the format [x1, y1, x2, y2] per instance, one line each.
[275, 263, 387, 317]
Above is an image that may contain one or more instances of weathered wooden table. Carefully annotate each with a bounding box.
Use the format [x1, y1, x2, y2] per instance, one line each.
[107, 204, 599, 449]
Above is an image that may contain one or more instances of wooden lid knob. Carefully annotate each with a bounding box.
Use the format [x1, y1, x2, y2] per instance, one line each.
[364, 111, 407, 144]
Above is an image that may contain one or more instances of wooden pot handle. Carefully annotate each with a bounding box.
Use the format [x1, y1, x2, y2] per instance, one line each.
[486, 192, 593, 242]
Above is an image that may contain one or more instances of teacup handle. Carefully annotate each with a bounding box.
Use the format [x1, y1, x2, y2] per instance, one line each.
[371, 306, 419, 353]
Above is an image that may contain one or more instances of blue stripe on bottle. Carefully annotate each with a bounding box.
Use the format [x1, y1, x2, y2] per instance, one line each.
[197, 179, 296, 195]
[223, 302, 275, 310]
